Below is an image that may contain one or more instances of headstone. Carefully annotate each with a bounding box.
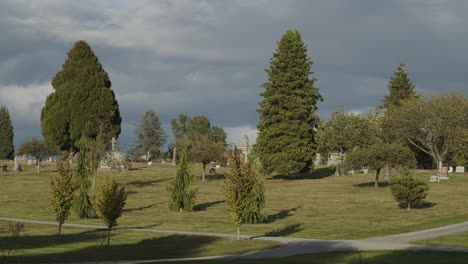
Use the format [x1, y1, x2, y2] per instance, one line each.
[455, 166, 465, 174]
[448, 166, 453, 173]
[147, 161, 153, 165]
[430, 175, 440, 182]
[441, 167, 448, 176]
[2, 165, 7, 172]
[439, 176, 449, 180]
[363, 168, 368, 174]
[384, 169, 390, 180]
[27, 160, 32, 166]
[13, 157, 21, 172]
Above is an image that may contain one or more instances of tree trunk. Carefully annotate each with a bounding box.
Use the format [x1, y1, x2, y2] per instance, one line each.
[408, 203, 411, 211]
[237, 226, 240, 240]
[202, 163, 206, 181]
[172, 147, 177, 165]
[146, 151, 150, 162]
[92, 174, 96, 190]
[58, 223, 62, 236]
[36, 160, 40, 173]
[107, 228, 111, 246]
[374, 169, 381, 188]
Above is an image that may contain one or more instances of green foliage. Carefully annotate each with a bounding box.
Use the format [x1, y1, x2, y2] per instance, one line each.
[41, 40, 121, 152]
[0, 106, 14, 159]
[72, 137, 95, 219]
[133, 109, 167, 161]
[346, 143, 415, 187]
[390, 170, 429, 210]
[167, 150, 197, 211]
[224, 148, 266, 239]
[381, 62, 418, 110]
[381, 93, 467, 168]
[94, 175, 127, 246]
[256, 29, 322, 175]
[17, 138, 58, 171]
[49, 161, 76, 235]
[188, 134, 226, 180]
[171, 114, 227, 173]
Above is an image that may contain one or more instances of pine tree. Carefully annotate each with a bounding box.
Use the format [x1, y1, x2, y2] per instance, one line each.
[0, 106, 14, 159]
[224, 148, 266, 240]
[41, 40, 121, 153]
[133, 109, 167, 161]
[381, 62, 418, 109]
[390, 169, 429, 211]
[167, 150, 197, 211]
[49, 161, 76, 236]
[256, 29, 322, 175]
[94, 175, 127, 246]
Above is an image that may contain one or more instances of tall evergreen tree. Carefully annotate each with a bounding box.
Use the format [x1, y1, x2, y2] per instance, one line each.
[167, 150, 197, 211]
[72, 136, 95, 218]
[133, 109, 167, 161]
[0, 106, 14, 159]
[381, 62, 418, 109]
[256, 29, 322, 175]
[41, 40, 121, 153]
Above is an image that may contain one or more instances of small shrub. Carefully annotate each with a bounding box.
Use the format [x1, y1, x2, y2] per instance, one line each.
[390, 170, 429, 210]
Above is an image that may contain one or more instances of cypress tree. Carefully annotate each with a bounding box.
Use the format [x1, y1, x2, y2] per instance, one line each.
[72, 135, 95, 218]
[0, 106, 14, 159]
[41, 40, 121, 153]
[257, 29, 322, 175]
[167, 149, 197, 211]
[381, 62, 418, 109]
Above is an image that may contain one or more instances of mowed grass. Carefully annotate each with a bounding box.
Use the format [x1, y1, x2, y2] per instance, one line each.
[158, 251, 468, 264]
[1, 160, 468, 239]
[0, 222, 279, 263]
[416, 231, 468, 248]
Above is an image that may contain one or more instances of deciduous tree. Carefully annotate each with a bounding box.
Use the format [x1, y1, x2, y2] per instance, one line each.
[345, 143, 415, 188]
[17, 138, 57, 172]
[49, 161, 76, 235]
[94, 175, 127, 246]
[256, 29, 322, 175]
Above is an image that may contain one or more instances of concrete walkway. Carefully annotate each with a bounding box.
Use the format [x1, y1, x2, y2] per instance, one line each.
[2, 217, 468, 263]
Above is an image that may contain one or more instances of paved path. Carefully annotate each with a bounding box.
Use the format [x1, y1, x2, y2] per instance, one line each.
[2, 217, 468, 263]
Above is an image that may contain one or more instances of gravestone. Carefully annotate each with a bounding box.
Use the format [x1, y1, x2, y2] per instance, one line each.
[440, 166, 448, 176]
[430, 175, 440, 182]
[2, 165, 7, 172]
[448, 166, 453, 173]
[13, 156, 22, 172]
[27, 160, 32, 166]
[455, 166, 465, 174]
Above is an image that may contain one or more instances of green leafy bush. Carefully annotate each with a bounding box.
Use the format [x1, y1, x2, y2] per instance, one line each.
[390, 170, 429, 210]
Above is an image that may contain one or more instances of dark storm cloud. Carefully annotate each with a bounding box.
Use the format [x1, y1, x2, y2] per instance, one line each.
[0, 0, 466, 148]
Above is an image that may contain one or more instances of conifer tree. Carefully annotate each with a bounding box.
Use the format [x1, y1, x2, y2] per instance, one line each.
[41, 40, 121, 153]
[72, 136, 95, 218]
[167, 149, 197, 211]
[49, 161, 76, 236]
[381, 62, 418, 109]
[256, 29, 322, 175]
[133, 109, 167, 161]
[224, 148, 266, 240]
[0, 106, 14, 159]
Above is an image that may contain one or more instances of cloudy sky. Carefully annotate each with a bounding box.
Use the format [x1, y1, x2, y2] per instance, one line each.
[0, 0, 467, 151]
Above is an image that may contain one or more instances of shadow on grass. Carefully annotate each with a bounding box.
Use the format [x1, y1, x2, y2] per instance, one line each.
[353, 181, 390, 188]
[0, 229, 104, 251]
[203, 174, 225, 181]
[124, 202, 164, 213]
[127, 178, 169, 187]
[269, 167, 335, 180]
[1, 234, 224, 263]
[263, 223, 303, 237]
[194, 200, 225, 211]
[399, 201, 436, 210]
[267, 205, 303, 223]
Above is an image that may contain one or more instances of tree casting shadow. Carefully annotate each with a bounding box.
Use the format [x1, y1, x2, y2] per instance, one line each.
[264, 223, 303, 237]
[353, 181, 390, 188]
[267, 205, 303, 223]
[193, 200, 225, 211]
[269, 167, 335, 180]
[127, 178, 168, 187]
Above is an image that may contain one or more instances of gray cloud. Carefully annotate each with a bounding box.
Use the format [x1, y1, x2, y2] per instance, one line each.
[0, 0, 466, 149]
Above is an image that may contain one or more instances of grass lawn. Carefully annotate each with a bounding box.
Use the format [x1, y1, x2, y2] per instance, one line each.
[1, 160, 467, 239]
[0, 222, 279, 263]
[416, 231, 468, 248]
[156, 251, 468, 264]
